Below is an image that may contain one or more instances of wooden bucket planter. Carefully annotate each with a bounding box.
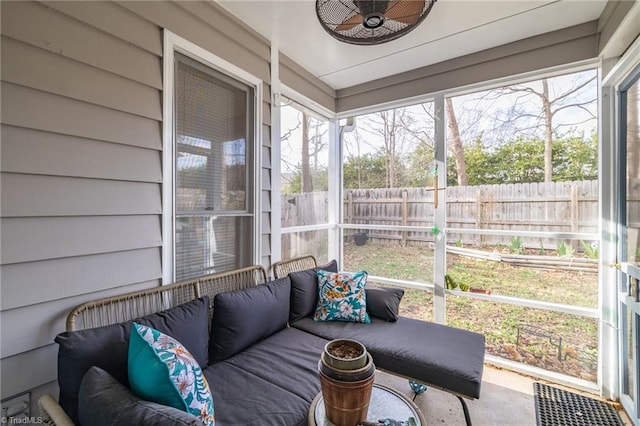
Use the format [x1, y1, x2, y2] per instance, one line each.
[319, 339, 375, 426]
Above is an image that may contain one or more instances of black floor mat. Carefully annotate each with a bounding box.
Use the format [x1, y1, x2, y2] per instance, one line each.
[534, 382, 624, 426]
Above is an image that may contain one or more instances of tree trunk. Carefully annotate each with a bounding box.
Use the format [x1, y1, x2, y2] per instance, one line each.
[388, 110, 396, 188]
[542, 79, 553, 182]
[301, 112, 312, 192]
[446, 97, 468, 186]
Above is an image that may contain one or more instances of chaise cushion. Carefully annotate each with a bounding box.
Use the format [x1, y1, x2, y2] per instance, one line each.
[366, 286, 404, 322]
[128, 323, 215, 425]
[55, 297, 209, 424]
[209, 277, 291, 363]
[291, 316, 485, 399]
[288, 260, 338, 322]
[78, 366, 202, 426]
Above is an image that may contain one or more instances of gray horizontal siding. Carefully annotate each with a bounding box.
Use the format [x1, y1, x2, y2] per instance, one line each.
[1, 126, 162, 183]
[2, 37, 161, 120]
[1, 248, 162, 310]
[173, 1, 270, 61]
[1, 345, 58, 398]
[118, 1, 270, 83]
[2, 82, 162, 150]
[1, 279, 160, 358]
[1, 174, 161, 217]
[1, 216, 162, 265]
[1, 1, 162, 89]
[42, 0, 163, 56]
[262, 146, 272, 168]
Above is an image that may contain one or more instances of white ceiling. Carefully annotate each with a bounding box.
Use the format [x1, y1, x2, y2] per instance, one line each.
[217, 0, 608, 90]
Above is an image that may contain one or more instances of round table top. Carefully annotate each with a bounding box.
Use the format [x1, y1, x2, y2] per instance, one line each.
[308, 383, 426, 426]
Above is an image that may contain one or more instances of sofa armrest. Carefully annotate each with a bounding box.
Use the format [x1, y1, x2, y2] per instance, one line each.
[38, 394, 74, 426]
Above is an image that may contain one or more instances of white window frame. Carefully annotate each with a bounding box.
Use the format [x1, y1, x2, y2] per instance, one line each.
[162, 30, 262, 284]
[272, 84, 340, 264]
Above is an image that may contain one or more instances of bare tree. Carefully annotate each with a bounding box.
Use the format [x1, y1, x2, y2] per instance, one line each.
[355, 108, 425, 188]
[280, 113, 302, 185]
[301, 113, 311, 193]
[494, 73, 597, 182]
[281, 108, 328, 193]
[300, 112, 328, 192]
[446, 98, 468, 186]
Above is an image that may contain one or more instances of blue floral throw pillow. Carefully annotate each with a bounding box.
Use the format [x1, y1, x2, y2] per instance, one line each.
[128, 322, 215, 426]
[314, 270, 371, 323]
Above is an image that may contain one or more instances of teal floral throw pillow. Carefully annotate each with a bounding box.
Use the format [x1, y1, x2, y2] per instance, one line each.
[314, 270, 371, 323]
[128, 322, 215, 426]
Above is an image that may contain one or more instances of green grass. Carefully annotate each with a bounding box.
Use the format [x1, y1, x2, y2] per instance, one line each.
[344, 242, 598, 382]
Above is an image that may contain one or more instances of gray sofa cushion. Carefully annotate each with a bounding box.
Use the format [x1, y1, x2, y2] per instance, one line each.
[288, 260, 338, 322]
[209, 277, 291, 363]
[366, 286, 404, 321]
[78, 366, 201, 426]
[205, 327, 327, 425]
[291, 316, 485, 399]
[55, 297, 210, 423]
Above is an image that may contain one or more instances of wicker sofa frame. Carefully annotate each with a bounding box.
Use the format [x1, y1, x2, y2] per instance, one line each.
[271, 254, 318, 279]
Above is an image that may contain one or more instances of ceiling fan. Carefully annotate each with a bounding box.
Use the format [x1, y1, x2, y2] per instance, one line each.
[316, 0, 437, 45]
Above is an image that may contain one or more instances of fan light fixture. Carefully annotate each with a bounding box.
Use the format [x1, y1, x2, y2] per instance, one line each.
[316, 0, 437, 45]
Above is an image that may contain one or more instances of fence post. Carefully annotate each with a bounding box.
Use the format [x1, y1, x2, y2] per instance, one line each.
[571, 184, 579, 251]
[347, 191, 353, 230]
[401, 191, 408, 247]
[476, 189, 484, 247]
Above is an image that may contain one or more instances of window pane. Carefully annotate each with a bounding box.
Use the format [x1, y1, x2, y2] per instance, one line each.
[342, 102, 436, 249]
[176, 216, 253, 281]
[446, 236, 598, 308]
[280, 103, 329, 227]
[445, 69, 598, 233]
[446, 295, 598, 382]
[343, 244, 434, 322]
[176, 54, 249, 213]
[174, 53, 254, 279]
[623, 306, 637, 401]
[343, 103, 435, 192]
[626, 77, 640, 265]
[343, 244, 434, 287]
[281, 230, 329, 264]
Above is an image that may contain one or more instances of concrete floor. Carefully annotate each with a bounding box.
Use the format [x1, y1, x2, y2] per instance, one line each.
[374, 366, 633, 426]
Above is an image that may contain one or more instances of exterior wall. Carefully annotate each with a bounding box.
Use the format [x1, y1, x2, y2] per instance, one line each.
[336, 22, 600, 113]
[0, 0, 287, 408]
[597, 0, 637, 56]
[280, 53, 336, 112]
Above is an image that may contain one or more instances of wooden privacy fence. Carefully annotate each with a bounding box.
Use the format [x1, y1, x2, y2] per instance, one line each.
[282, 180, 606, 249]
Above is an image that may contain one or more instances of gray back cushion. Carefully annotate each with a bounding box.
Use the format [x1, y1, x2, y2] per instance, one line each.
[55, 297, 209, 424]
[209, 277, 291, 363]
[288, 260, 338, 322]
[366, 286, 405, 321]
[79, 366, 201, 426]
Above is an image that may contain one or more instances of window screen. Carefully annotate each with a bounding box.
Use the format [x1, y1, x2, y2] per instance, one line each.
[174, 53, 254, 280]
